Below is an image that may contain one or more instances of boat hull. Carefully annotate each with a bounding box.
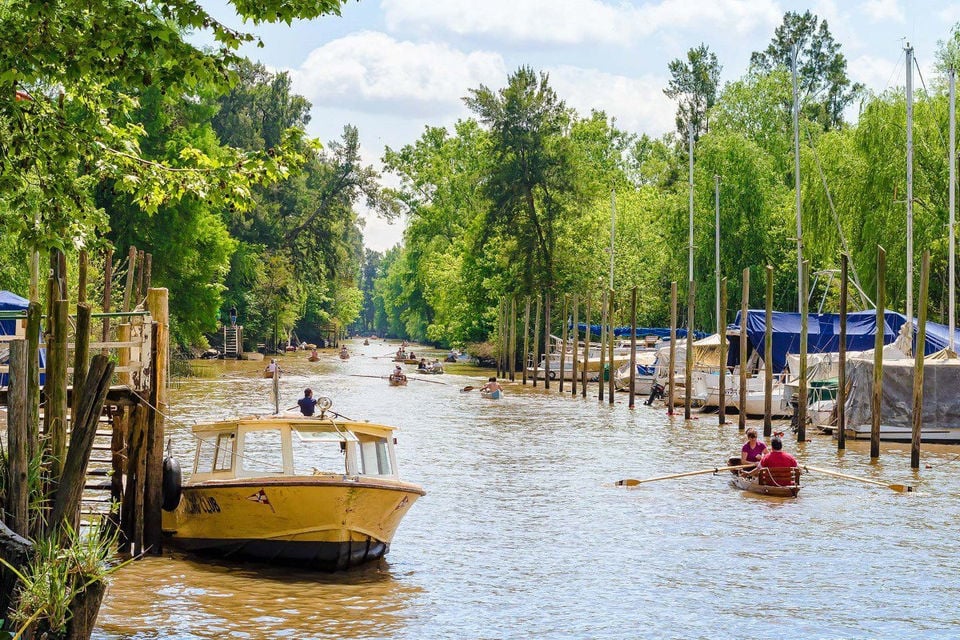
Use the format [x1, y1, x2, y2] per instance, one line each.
[480, 389, 502, 400]
[731, 471, 800, 497]
[162, 477, 424, 571]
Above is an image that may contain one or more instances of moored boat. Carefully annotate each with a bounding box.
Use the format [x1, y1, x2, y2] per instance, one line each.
[161, 401, 425, 570]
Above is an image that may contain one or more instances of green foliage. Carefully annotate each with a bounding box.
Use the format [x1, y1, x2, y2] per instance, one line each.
[664, 44, 723, 141]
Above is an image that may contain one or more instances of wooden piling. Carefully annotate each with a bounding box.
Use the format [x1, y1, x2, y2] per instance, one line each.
[608, 289, 615, 404]
[685, 281, 695, 420]
[78, 250, 88, 305]
[582, 293, 590, 397]
[71, 303, 92, 427]
[7, 340, 29, 537]
[738, 270, 748, 430]
[522, 297, 531, 385]
[559, 295, 569, 393]
[629, 287, 638, 409]
[26, 301, 41, 467]
[911, 251, 930, 469]
[668, 282, 677, 414]
[47, 298, 69, 482]
[544, 292, 552, 390]
[764, 265, 774, 436]
[533, 295, 542, 387]
[122, 246, 137, 313]
[599, 289, 607, 402]
[102, 248, 113, 350]
[571, 294, 579, 396]
[798, 260, 809, 442]
[838, 254, 848, 450]
[145, 288, 169, 552]
[719, 278, 727, 425]
[509, 296, 517, 382]
[872, 246, 886, 458]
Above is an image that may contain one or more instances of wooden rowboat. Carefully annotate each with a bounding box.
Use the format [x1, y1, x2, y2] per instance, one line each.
[388, 373, 408, 386]
[730, 465, 801, 497]
[480, 389, 502, 400]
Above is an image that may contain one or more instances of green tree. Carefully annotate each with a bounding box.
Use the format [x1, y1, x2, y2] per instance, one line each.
[750, 10, 863, 130]
[663, 44, 722, 141]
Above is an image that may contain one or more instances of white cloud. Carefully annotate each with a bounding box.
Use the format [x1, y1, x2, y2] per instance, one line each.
[548, 66, 676, 136]
[860, 0, 905, 23]
[288, 31, 506, 118]
[848, 53, 904, 93]
[381, 0, 781, 45]
[939, 3, 960, 24]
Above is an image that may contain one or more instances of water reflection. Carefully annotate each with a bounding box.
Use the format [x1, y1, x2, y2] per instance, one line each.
[95, 340, 960, 639]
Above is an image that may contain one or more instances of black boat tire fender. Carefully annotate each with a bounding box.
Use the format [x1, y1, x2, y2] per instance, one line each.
[162, 456, 182, 511]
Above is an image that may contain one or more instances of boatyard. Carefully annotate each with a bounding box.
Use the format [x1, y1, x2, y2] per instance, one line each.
[88, 340, 960, 639]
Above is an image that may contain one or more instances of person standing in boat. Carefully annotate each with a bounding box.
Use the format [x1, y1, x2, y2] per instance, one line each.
[739, 428, 767, 469]
[298, 388, 318, 416]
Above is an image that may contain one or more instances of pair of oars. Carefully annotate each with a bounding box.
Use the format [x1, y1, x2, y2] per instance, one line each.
[615, 464, 914, 493]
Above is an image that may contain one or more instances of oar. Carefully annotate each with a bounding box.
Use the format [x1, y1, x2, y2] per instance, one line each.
[349, 374, 389, 380]
[461, 385, 475, 392]
[408, 376, 448, 386]
[616, 464, 752, 487]
[803, 465, 914, 493]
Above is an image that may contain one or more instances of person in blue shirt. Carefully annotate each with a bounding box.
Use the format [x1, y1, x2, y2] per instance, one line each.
[298, 388, 318, 416]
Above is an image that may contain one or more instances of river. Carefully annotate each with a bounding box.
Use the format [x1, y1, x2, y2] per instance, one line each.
[93, 339, 960, 639]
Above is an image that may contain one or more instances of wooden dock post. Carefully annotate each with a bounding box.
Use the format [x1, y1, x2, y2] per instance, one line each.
[71, 303, 92, 425]
[559, 295, 569, 393]
[522, 297, 531, 385]
[47, 298, 69, 482]
[7, 340, 29, 536]
[571, 294, 579, 396]
[684, 281, 694, 419]
[738, 270, 748, 430]
[838, 254, 848, 450]
[145, 288, 169, 553]
[533, 295, 542, 387]
[719, 277, 727, 425]
[629, 287, 638, 409]
[911, 251, 930, 469]
[872, 246, 886, 458]
[668, 282, 677, 414]
[582, 292, 590, 397]
[607, 289, 615, 404]
[764, 265, 774, 437]
[509, 296, 517, 382]
[599, 289, 607, 402]
[544, 292, 552, 390]
[26, 301, 41, 468]
[102, 248, 113, 351]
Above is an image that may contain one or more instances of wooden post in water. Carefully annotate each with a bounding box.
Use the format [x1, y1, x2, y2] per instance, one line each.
[738, 270, 749, 430]
[571, 294, 579, 396]
[684, 281, 695, 420]
[599, 289, 607, 402]
[145, 288, 169, 552]
[533, 295, 542, 387]
[764, 265, 774, 437]
[719, 278, 727, 425]
[582, 292, 590, 397]
[102, 248, 113, 351]
[522, 297, 531, 385]
[608, 289, 615, 404]
[798, 260, 809, 442]
[838, 254, 848, 450]
[629, 287, 638, 409]
[872, 246, 886, 458]
[544, 292, 552, 390]
[8, 340, 29, 536]
[497, 300, 505, 379]
[559, 295, 568, 392]
[509, 296, 517, 382]
[668, 282, 677, 414]
[911, 251, 930, 469]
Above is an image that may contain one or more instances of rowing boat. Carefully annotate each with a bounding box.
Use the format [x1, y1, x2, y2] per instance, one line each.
[480, 389, 502, 400]
[388, 373, 408, 386]
[729, 461, 801, 497]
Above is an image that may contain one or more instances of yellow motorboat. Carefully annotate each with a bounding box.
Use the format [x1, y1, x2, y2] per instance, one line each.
[161, 399, 424, 570]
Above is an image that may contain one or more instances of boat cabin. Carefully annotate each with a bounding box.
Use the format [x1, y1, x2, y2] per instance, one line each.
[189, 416, 400, 482]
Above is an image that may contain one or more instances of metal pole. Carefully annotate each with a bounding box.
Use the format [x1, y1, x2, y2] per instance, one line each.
[688, 121, 694, 283]
[715, 174, 721, 332]
[906, 42, 914, 326]
[610, 189, 616, 291]
[950, 67, 956, 350]
[793, 44, 804, 312]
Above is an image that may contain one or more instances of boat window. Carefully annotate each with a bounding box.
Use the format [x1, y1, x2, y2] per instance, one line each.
[240, 429, 284, 475]
[213, 433, 235, 472]
[291, 430, 352, 475]
[359, 437, 392, 476]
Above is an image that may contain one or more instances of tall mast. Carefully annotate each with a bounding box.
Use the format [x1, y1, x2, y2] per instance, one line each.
[688, 121, 694, 284]
[715, 174, 721, 332]
[792, 44, 803, 312]
[609, 189, 616, 290]
[950, 67, 956, 350]
[906, 43, 914, 324]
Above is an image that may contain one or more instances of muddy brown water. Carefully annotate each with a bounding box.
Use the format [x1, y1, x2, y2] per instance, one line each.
[94, 340, 960, 639]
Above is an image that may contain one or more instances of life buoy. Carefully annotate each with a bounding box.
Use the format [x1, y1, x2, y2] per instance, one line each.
[162, 456, 182, 511]
[548, 370, 557, 380]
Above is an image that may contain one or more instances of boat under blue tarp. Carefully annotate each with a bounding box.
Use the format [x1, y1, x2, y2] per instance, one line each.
[571, 323, 708, 341]
[731, 310, 960, 373]
[0, 290, 45, 387]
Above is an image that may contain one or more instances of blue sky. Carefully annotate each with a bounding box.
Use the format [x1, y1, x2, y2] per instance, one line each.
[199, 0, 960, 251]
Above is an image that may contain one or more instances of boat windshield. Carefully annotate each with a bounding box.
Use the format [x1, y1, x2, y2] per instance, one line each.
[292, 428, 357, 476]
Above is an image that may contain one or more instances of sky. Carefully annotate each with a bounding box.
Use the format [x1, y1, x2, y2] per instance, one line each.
[199, 0, 960, 252]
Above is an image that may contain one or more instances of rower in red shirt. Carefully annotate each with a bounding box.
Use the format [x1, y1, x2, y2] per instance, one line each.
[758, 435, 798, 470]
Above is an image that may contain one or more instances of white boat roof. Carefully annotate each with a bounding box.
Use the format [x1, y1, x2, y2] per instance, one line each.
[191, 414, 398, 439]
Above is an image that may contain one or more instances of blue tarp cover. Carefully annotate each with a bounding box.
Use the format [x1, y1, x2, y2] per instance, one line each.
[573, 323, 708, 340]
[734, 310, 960, 373]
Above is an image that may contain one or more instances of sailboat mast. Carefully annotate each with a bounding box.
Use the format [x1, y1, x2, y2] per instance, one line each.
[688, 121, 694, 284]
[906, 43, 914, 323]
[715, 175, 721, 332]
[792, 45, 803, 312]
[950, 68, 956, 350]
[610, 189, 616, 290]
